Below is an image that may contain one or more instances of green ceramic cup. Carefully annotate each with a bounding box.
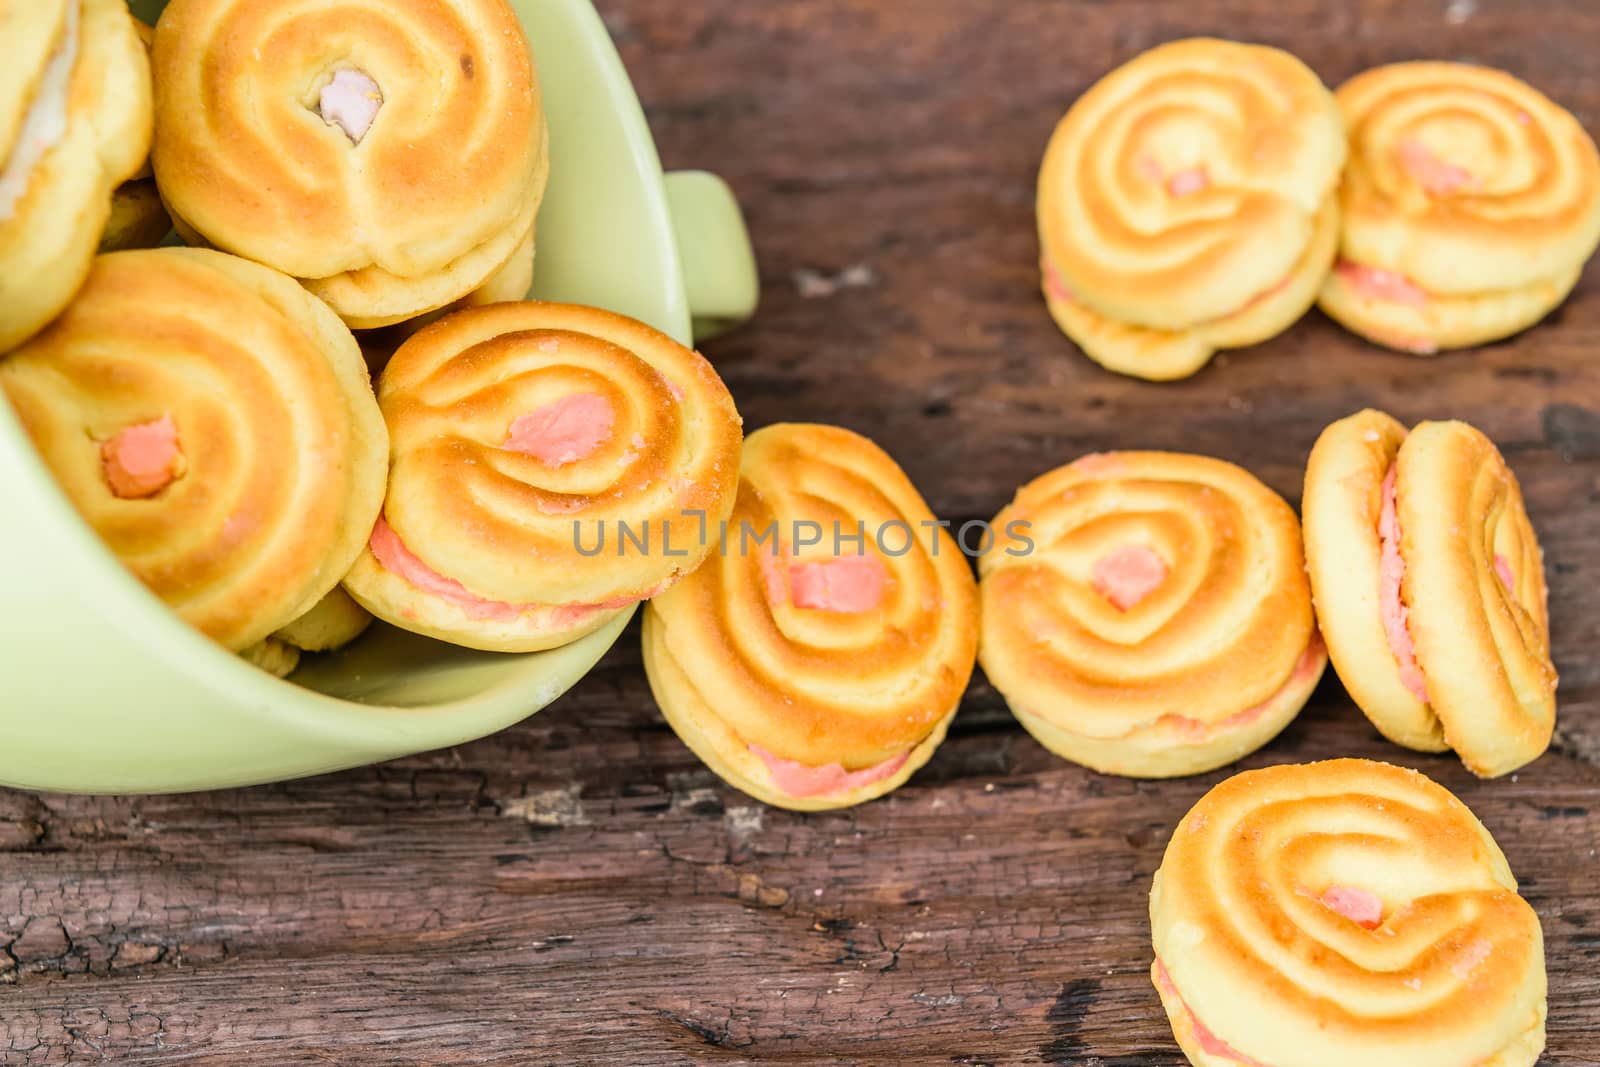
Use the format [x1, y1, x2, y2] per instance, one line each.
[0, 0, 759, 794]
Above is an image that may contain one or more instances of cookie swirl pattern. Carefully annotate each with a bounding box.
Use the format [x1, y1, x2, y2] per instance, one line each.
[644, 424, 979, 811]
[345, 302, 742, 652]
[1037, 37, 1345, 378]
[980, 452, 1325, 777]
[152, 0, 547, 327]
[0, 248, 387, 652]
[1151, 760, 1546, 1067]
[1321, 62, 1600, 352]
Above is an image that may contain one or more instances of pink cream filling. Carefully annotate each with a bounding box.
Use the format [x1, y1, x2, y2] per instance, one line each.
[1335, 261, 1429, 308]
[1321, 885, 1384, 928]
[1023, 632, 1324, 746]
[1136, 156, 1210, 198]
[1091, 544, 1168, 611]
[1042, 262, 1077, 305]
[368, 516, 642, 624]
[789, 555, 889, 613]
[1332, 261, 1439, 354]
[760, 549, 889, 614]
[1158, 945, 1494, 1067]
[101, 416, 181, 499]
[1166, 167, 1210, 197]
[1397, 138, 1475, 196]
[1493, 554, 1515, 593]
[747, 547, 903, 797]
[1378, 466, 1431, 703]
[1155, 961, 1272, 1067]
[750, 744, 912, 799]
[319, 69, 383, 144]
[503, 393, 615, 465]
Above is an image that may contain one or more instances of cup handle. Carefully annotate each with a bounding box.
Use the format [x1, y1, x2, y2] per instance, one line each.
[664, 170, 759, 343]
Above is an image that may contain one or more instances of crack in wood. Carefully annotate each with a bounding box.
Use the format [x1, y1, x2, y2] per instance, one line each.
[1041, 978, 1100, 1064]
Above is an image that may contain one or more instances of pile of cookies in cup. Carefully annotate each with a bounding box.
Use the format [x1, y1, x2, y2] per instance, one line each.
[3, 11, 1589, 1065]
[1, 0, 746, 678]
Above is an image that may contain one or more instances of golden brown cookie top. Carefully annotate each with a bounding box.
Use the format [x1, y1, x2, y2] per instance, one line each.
[152, 0, 545, 281]
[981, 450, 1315, 739]
[376, 301, 743, 610]
[649, 423, 979, 772]
[1152, 759, 1545, 1067]
[0, 248, 386, 651]
[1039, 38, 1345, 330]
[1336, 61, 1600, 295]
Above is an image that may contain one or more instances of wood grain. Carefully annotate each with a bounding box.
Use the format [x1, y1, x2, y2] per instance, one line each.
[4, 0, 1599, 1063]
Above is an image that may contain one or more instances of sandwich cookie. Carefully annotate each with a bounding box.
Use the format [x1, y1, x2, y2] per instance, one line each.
[274, 587, 373, 654]
[643, 424, 979, 811]
[0, 248, 388, 652]
[99, 16, 168, 253]
[1151, 759, 1546, 1067]
[239, 637, 303, 679]
[1037, 38, 1346, 380]
[1302, 410, 1555, 776]
[151, 0, 548, 329]
[1320, 63, 1600, 353]
[245, 588, 373, 679]
[980, 452, 1325, 778]
[0, 0, 152, 351]
[354, 222, 536, 377]
[344, 302, 743, 652]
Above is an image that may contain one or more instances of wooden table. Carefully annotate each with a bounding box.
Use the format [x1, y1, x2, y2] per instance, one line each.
[4, 1, 1598, 1062]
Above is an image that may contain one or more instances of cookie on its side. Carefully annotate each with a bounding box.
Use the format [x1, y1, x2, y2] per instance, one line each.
[1303, 410, 1556, 776]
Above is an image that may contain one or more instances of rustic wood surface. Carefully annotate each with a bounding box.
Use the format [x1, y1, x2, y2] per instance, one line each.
[4, 0, 1599, 1062]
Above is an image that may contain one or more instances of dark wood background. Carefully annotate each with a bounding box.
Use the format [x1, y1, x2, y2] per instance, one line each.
[4, 1, 1598, 1062]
